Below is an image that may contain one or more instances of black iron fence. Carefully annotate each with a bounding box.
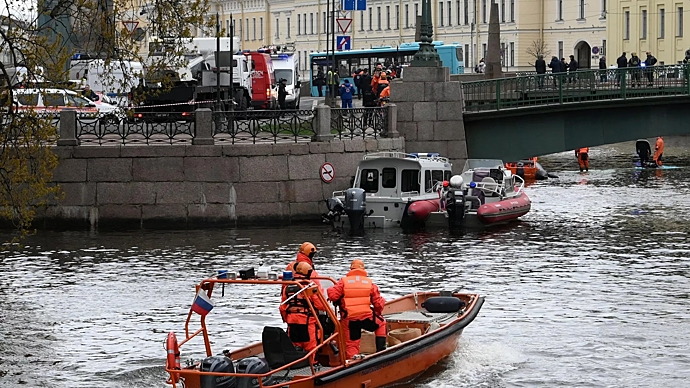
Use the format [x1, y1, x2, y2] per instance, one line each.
[212, 109, 315, 144]
[76, 113, 195, 145]
[463, 64, 690, 112]
[330, 107, 387, 139]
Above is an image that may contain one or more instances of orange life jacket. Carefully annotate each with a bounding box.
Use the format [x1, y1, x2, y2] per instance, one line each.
[577, 147, 589, 154]
[342, 269, 373, 319]
[379, 86, 390, 99]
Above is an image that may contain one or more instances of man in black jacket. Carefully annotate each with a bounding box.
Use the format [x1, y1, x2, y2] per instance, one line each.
[548, 56, 563, 88]
[568, 55, 579, 83]
[616, 52, 627, 86]
[599, 56, 607, 82]
[534, 55, 547, 89]
[644, 52, 657, 86]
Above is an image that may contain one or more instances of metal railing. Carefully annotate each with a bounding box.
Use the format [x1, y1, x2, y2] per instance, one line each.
[76, 113, 195, 145]
[213, 109, 315, 144]
[331, 107, 387, 139]
[462, 64, 690, 113]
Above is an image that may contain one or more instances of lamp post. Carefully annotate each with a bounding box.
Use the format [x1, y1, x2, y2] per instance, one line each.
[410, 0, 441, 67]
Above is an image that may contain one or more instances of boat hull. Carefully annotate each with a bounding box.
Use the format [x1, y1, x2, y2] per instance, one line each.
[407, 199, 441, 221]
[476, 192, 531, 224]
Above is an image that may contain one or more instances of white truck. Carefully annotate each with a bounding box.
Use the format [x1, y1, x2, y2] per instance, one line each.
[264, 46, 301, 108]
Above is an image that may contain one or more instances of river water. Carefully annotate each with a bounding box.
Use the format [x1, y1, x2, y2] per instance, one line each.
[1, 139, 690, 388]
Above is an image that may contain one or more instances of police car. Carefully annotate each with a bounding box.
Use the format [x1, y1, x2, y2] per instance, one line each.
[12, 88, 123, 123]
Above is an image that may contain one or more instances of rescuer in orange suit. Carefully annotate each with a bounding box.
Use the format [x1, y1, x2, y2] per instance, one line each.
[327, 259, 387, 359]
[653, 136, 664, 166]
[379, 83, 391, 100]
[280, 262, 326, 356]
[286, 242, 322, 287]
[575, 147, 590, 172]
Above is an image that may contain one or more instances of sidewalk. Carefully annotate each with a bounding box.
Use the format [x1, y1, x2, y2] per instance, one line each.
[304, 96, 366, 108]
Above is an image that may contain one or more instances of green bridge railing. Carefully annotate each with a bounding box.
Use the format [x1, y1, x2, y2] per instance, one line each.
[462, 64, 690, 113]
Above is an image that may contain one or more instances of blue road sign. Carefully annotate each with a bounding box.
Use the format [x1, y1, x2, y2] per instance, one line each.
[343, 0, 366, 11]
[337, 36, 351, 51]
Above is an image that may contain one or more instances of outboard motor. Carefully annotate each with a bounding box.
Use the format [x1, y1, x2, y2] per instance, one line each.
[236, 356, 274, 388]
[445, 175, 466, 229]
[322, 197, 345, 223]
[344, 188, 366, 232]
[200, 355, 236, 388]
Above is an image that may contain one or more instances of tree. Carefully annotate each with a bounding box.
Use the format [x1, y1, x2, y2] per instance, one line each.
[1, 0, 213, 241]
[526, 39, 551, 66]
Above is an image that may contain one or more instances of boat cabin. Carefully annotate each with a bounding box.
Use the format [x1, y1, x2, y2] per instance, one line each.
[353, 152, 453, 197]
[460, 159, 517, 204]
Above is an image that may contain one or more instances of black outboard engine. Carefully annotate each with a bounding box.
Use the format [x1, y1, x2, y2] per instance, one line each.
[200, 356, 236, 388]
[344, 188, 366, 232]
[445, 175, 466, 229]
[236, 356, 274, 388]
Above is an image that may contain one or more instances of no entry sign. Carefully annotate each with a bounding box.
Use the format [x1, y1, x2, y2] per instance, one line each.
[320, 162, 335, 183]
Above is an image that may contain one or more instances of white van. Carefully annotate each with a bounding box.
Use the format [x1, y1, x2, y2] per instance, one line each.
[270, 51, 301, 108]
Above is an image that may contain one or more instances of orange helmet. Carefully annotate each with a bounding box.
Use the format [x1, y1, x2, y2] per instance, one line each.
[294, 262, 313, 278]
[350, 259, 365, 270]
[299, 242, 317, 258]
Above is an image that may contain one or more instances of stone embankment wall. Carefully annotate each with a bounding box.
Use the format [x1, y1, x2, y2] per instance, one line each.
[40, 139, 404, 229]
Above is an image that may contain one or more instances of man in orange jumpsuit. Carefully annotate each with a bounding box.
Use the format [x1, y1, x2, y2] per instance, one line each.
[287, 242, 322, 287]
[280, 262, 326, 355]
[327, 259, 387, 359]
[653, 136, 664, 166]
[575, 147, 589, 172]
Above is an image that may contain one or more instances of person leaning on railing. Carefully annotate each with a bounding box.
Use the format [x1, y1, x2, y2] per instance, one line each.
[644, 52, 658, 86]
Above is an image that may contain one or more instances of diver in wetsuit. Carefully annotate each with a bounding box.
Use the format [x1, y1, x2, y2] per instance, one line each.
[636, 139, 653, 167]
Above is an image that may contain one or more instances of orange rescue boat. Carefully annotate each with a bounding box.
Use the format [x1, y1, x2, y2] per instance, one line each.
[505, 157, 553, 181]
[164, 271, 484, 388]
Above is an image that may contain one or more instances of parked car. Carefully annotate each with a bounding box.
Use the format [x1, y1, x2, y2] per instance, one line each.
[11, 88, 123, 123]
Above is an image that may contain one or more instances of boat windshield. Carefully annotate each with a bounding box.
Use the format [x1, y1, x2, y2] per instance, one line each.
[462, 159, 504, 172]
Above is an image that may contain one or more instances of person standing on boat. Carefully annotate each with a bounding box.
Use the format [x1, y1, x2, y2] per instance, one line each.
[654, 136, 665, 166]
[327, 259, 387, 359]
[280, 262, 326, 356]
[575, 147, 589, 172]
[287, 242, 322, 287]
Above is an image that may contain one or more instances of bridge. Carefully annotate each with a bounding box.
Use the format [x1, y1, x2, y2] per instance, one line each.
[460, 64, 690, 161]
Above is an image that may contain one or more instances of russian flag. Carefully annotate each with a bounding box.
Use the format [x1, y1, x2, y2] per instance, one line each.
[191, 290, 214, 316]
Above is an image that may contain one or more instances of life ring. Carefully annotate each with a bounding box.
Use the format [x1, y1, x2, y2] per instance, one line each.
[166, 331, 181, 383]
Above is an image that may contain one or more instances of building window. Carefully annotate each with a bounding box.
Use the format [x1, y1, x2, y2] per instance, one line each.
[601, 0, 606, 19]
[558, 41, 563, 59]
[369, 7, 373, 30]
[660, 8, 665, 38]
[510, 0, 514, 21]
[310, 13, 314, 34]
[557, 0, 563, 21]
[396, 5, 400, 29]
[377, 6, 382, 30]
[246, 19, 249, 40]
[624, 11, 630, 39]
[579, 0, 585, 19]
[405, 4, 409, 27]
[463, 0, 468, 24]
[481, 0, 486, 23]
[252, 18, 256, 40]
[260, 18, 263, 40]
[415, 3, 419, 19]
[239, 18, 243, 40]
[323, 12, 326, 33]
[287, 17, 290, 38]
[303, 13, 307, 35]
[456, 0, 461, 25]
[482, 43, 487, 58]
[642, 10, 647, 39]
[447, 1, 451, 25]
[501, 0, 505, 22]
[361, 10, 365, 31]
[275, 17, 279, 39]
[297, 14, 301, 35]
[679, 7, 684, 37]
[386, 5, 391, 29]
[439, 2, 444, 26]
[464, 43, 469, 65]
[510, 42, 514, 66]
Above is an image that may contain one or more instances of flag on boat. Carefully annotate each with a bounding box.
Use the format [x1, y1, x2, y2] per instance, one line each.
[191, 290, 214, 316]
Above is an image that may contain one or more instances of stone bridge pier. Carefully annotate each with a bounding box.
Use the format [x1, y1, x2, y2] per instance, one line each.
[392, 66, 468, 173]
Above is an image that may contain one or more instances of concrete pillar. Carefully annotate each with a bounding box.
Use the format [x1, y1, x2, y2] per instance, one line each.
[193, 108, 214, 145]
[485, 3, 503, 79]
[57, 109, 79, 146]
[384, 103, 399, 138]
[314, 104, 334, 142]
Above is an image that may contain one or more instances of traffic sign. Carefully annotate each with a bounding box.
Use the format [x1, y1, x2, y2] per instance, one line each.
[337, 36, 351, 51]
[336, 18, 352, 33]
[122, 20, 139, 35]
[320, 163, 335, 183]
[343, 0, 367, 11]
[592, 46, 600, 55]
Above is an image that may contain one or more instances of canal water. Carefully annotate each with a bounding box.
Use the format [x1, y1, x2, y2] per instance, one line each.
[1, 139, 690, 388]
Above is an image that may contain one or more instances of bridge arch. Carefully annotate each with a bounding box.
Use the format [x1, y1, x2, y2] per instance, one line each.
[574, 40, 592, 69]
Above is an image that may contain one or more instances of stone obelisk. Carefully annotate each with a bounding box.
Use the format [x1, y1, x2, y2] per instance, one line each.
[485, 2, 503, 78]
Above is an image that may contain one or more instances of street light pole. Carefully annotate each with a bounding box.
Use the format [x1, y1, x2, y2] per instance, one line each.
[216, 12, 222, 112]
[325, 0, 331, 106]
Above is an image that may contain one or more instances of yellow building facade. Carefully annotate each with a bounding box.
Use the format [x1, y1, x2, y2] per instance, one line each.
[197, 0, 608, 73]
[607, 1, 688, 65]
